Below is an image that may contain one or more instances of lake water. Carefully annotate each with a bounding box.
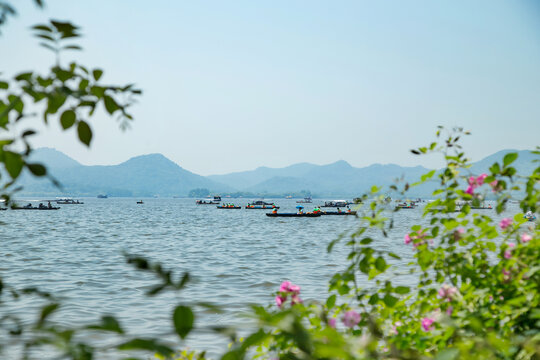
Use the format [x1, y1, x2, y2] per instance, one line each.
[0, 198, 521, 358]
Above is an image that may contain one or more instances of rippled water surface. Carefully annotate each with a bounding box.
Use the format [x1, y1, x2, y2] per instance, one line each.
[1, 198, 520, 358]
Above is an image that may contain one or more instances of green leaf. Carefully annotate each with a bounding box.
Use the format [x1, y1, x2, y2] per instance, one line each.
[103, 95, 119, 114]
[0, 81, 8, 89]
[32, 24, 53, 32]
[87, 316, 124, 334]
[77, 120, 93, 146]
[394, 286, 410, 294]
[117, 338, 174, 356]
[375, 257, 387, 272]
[93, 69, 103, 81]
[38, 303, 60, 327]
[383, 294, 398, 307]
[173, 305, 194, 339]
[62, 44, 82, 51]
[503, 152, 518, 167]
[4, 151, 24, 179]
[326, 294, 336, 309]
[60, 110, 76, 129]
[27, 163, 47, 176]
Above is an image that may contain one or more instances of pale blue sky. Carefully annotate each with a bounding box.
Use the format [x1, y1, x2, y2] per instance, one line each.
[2, 1, 540, 175]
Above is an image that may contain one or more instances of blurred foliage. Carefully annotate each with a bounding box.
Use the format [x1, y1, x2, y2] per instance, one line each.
[1, 2, 539, 360]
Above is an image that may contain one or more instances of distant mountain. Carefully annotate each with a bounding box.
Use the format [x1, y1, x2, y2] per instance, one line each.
[17, 149, 231, 197]
[243, 161, 430, 197]
[28, 147, 82, 169]
[14, 148, 538, 198]
[207, 162, 319, 189]
[208, 150, 538, 197]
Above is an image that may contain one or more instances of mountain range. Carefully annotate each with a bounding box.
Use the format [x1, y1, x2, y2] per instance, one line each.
[11, 147, 537, 198]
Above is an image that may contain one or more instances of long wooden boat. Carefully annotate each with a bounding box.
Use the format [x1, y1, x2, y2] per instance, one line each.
[322, 211, 357, 215]
[245, 206, 280, 209]
[217, 206, 241, 209]
[266, 213, 321, 217]
[12, 207, 60, 210]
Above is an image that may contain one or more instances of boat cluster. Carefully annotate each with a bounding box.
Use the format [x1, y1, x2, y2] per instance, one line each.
[196, 197, 357, 217]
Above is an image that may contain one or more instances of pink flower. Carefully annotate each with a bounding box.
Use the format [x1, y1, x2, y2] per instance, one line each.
[276, 281, 302, 308]
[421, 317, 435, 331]
[521, 233, 532, 243]
[499, 218, 513, 230]
[342, 310, 361, 328]
[468, 176, 476, 185]
[438, 284, 458, 300]
[503, 250, 512, 259]
[476, 174, 487, 186]
[279, 281, 292, 292]
[465, 185, 475, 195]
[457, 228, 465, 234]
[328, 318, 336, 328]
[289, 284, 301, 294]
[489, 180, 499, 192]
[404, 234, 411, 244]
[446, 306, 453, 316]
[390, 321, 402, 335]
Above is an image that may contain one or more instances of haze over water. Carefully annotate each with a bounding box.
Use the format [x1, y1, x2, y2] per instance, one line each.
[1, 198, 520, 357]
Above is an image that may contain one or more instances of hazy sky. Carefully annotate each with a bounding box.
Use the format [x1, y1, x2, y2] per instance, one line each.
[2, 1, 540, 175]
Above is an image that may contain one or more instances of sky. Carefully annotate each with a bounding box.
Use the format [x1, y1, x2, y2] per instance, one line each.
[2, 0, 540, 175]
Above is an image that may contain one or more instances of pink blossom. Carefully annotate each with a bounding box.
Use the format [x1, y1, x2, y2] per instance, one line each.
[457, 228, 465, 234]
[465, 185, 475, 195]
[502, 269, 510, 276]
[276, 281, 302, 308]
[468, 176, 476, 185]
[438, 284, 458, 300]
[404, 234, 411, 244]
[390, 321, 402, 335]
[421, 317, 435, 331]
[342, 310, 361, 328]
[499, 218, 513, 230]
[503, 250, 512, 259]
[489, 180, 499, 192]
[279, 281, 292, 292]
[446, 306, 453, 316]
[521, 233, 532, 243]
[289, 284, 301, 294]
[328, 318, 336, 328]
[476, 174, 487, 186]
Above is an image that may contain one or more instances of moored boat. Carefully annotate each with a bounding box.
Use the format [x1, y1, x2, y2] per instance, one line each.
[322, 211, 357, 215]
[266, 212, 321, 217]
[217, 205, 241, 209]
[245, 205, 280, 209]
[322, 200, 350, 207]
[296, 197, 312, 203]
[56, 198, 84, 204]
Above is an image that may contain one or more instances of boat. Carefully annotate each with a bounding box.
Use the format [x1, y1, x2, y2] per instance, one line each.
[296, 197, 312, 203]
[248, 200, 275, 206]
[396, 203, 416, 209]
[322, 211, 357, 215]
[322, 200, 350, 207]
[56, 198, 84, 204]
[136, 200, 144, 204]
[266, 212, 322, 217]
[217, 204, 241, 209]
[196, 199, 220, 205]
[246, 200, 278, 209]
[524, 211, 536, 221]
[245, 205, 279, 209]
[12, 203, 60, 210]
[97, 194, 108, 199]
